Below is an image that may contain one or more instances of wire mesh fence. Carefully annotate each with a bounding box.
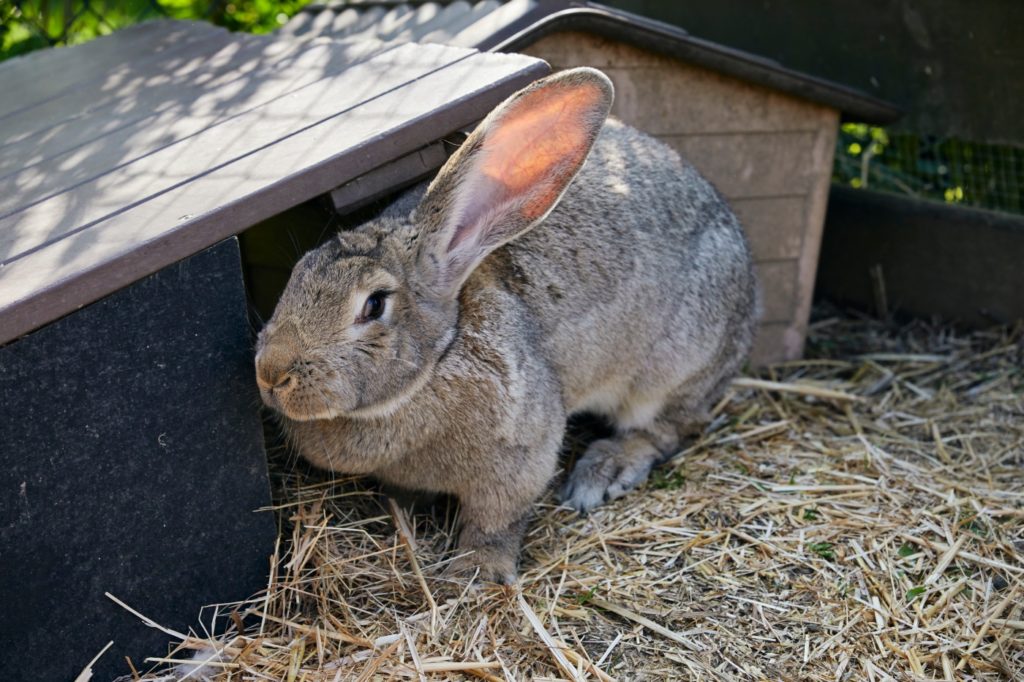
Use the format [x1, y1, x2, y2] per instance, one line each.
[834, 123, 1024, 216]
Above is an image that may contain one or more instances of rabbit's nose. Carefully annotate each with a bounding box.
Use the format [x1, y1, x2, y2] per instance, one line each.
[255, 343, 300, 396]
[257, 371, 294, 394]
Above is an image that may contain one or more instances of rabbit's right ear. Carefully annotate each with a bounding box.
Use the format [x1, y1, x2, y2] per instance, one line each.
[414, 68, 613, 299]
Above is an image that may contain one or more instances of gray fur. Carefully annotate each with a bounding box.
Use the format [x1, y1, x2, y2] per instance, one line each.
[255, 68, 758, 583]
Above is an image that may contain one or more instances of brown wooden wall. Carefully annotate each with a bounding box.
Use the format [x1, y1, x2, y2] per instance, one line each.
[523, 31, 839, 365]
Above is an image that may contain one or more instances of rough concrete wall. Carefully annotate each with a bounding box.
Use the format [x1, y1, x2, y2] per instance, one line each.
[522, 31, 839, 364]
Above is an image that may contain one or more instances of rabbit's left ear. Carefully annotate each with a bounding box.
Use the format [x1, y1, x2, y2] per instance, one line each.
[416, 67, 613, 298]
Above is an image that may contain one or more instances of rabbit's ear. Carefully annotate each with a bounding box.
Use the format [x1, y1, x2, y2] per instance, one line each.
[415, 67, 613, 297]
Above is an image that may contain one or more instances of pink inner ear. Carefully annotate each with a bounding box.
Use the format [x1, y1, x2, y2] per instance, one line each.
[479, 83, 604, 220]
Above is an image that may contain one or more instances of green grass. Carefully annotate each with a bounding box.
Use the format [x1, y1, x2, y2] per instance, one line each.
[807, 541, 836, 561]
[1, 1, 313, 62]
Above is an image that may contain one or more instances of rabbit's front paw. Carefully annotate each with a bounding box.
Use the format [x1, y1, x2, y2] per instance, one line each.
[446, 548, 518, 585]
[561, 436, 663, 513]
[449, 518, 527, 585]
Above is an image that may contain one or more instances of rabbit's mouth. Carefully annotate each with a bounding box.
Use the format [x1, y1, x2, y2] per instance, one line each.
[256, 358, 358, 422]
[259, 353, 439, 423]
[259, 382, 350, 422]
[269, 395, 347, 422]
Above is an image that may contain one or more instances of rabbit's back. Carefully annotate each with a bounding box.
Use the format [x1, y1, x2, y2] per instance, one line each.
[488, 119, 757, 420]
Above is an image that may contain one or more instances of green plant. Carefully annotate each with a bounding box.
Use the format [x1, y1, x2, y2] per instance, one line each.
[834, 122, 1024, 215]
[649, 469, 686, 490]
[1, 1, 313, 62]
[574, 586, 599, 606]
[807, 541, 836, 561]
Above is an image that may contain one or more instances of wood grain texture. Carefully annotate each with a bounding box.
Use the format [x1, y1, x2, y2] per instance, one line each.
[0, 27, 547, 344]
[749, 322, 792, 368]
[754, 260, 799, 324]
[526, 31, 836, 136]
[0, 38, 394, 222]
[0, 31, 325, 178]
[0, 28, 239, 152]
[658, 131, 823, 199]
[330, 141, 450, 213]
[0, 21, 227, 124]
[0, 42, 535, 260]
[731, 196, 807, 262]
[520, 28, 848, 363]
[522, 29, 668, 68]
[789, 116, 839, 358]
[288, 4, 899, 123]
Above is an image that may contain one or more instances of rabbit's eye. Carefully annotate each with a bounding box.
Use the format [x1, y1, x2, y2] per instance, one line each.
[357, 291, 389, 323]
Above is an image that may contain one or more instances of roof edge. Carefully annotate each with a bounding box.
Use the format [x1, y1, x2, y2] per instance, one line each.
[486, 3, 902, 124]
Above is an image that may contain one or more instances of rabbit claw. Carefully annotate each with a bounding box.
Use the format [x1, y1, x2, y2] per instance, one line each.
[445, 550, 518, 585]
[561, 437, 660, 514]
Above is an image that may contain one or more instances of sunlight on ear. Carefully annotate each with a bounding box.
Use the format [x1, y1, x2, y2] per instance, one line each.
[481, 84, 604, 219]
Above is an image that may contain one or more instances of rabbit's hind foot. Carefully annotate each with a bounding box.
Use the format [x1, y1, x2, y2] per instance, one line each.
[560, 432, 672, 514]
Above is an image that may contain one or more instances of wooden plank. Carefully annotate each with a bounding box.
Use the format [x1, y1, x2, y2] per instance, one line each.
[0, 21, 170, 113]
[279, 7, 315, 35]
[731, 196, 807, 262]
[498, 7, 898, 124]
[0, 38, 394, 217]
[0, 21, 226, 121]
[603, 65, 833, 136]
[0, 41, 463, 261]
[375, 4, 419, 41]
[395, 3, 475, 43]
[434, 0, 530, 47]
[0, 51, 548, 343]
[749, 322, 794, 367]
[330, 141, 449, 213]
[659, 131, 823, 199]
[420, 1, 504, 45]
[317, 5, 388, 39]
[0, 34, 400, 179]
[401, 3, 492, 45]
[0, 30, 261, 153]
[522, 29, 670, 69]
[754, 260, 798, 324]
[791, 120, 838, 358]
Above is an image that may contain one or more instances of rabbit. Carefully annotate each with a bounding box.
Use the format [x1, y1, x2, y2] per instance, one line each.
[254, 67, 758, 583]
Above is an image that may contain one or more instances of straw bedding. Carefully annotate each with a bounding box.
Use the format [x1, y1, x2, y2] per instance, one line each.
[118, 309, 1023, 681]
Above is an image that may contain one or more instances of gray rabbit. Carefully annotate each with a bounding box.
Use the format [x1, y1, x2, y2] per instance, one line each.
[255, 68, 758, 583]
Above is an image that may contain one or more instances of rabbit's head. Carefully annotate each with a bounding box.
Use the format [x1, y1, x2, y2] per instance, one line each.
[255, 67, 613, 422]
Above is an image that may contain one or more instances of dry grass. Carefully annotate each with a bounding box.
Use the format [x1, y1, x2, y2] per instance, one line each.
[122, 310, 1024, 681]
